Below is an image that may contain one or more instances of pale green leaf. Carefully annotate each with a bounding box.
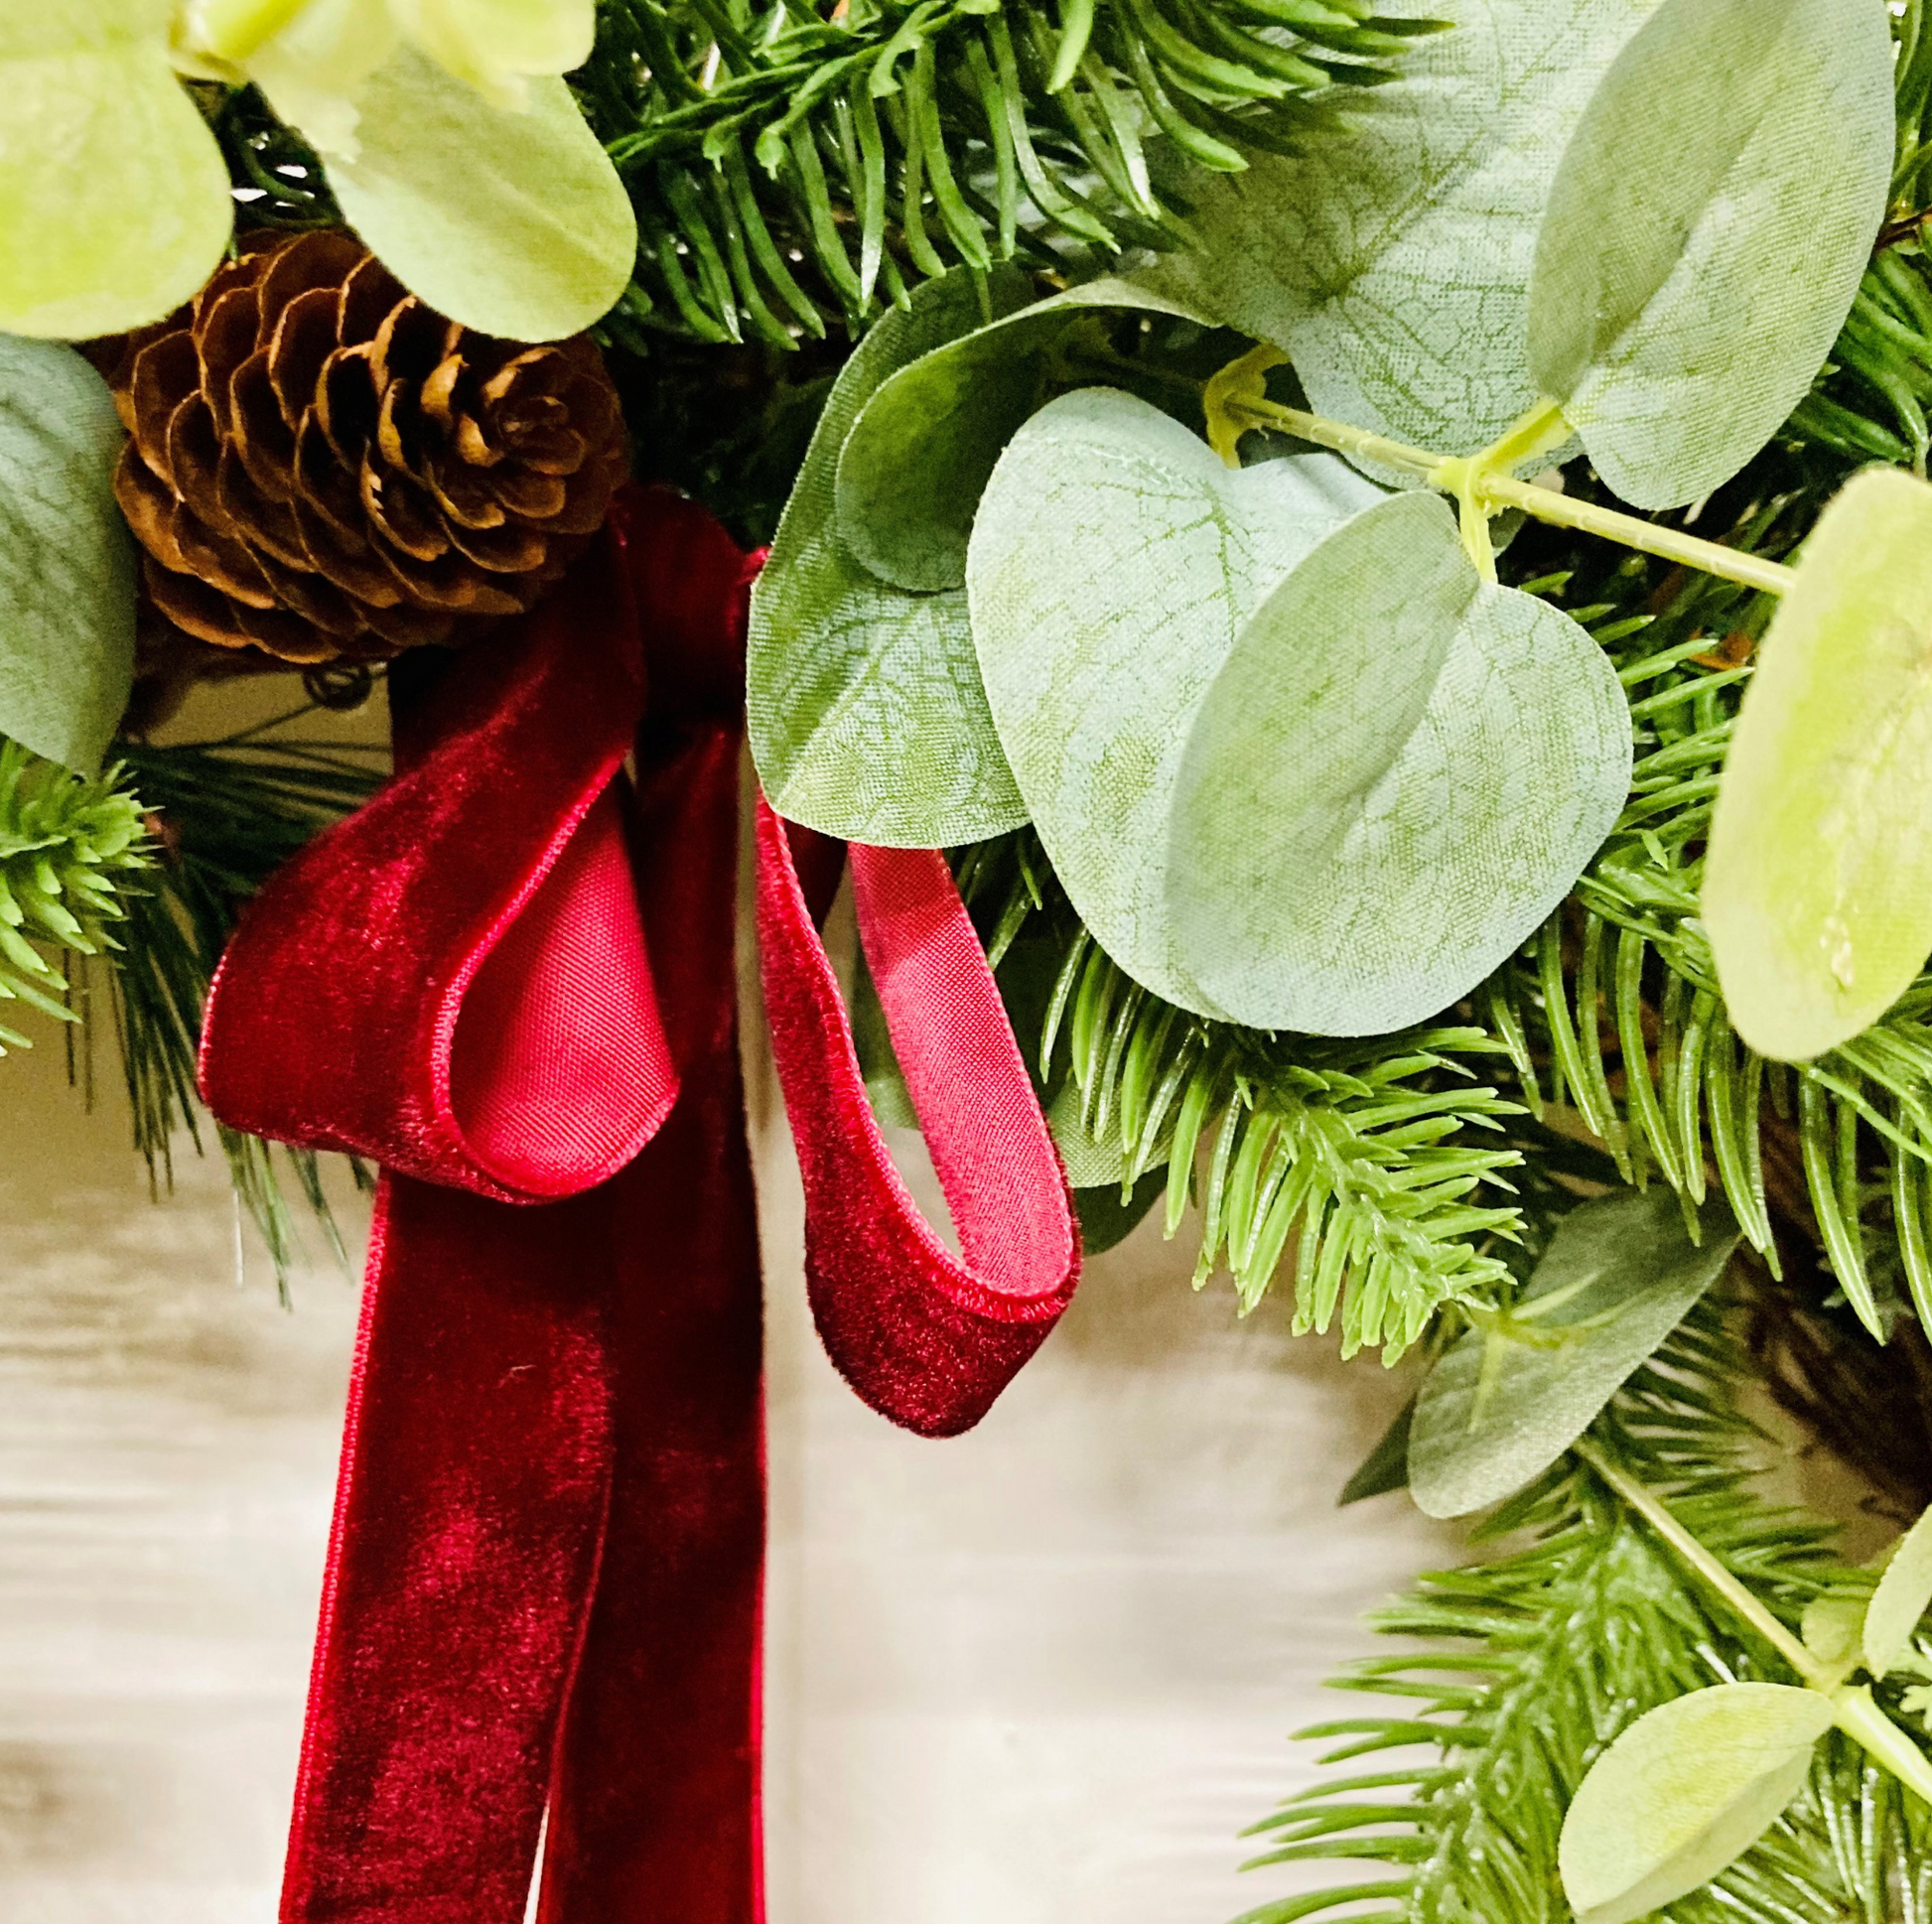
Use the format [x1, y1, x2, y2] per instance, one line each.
[966, 387, 1384, 1013]
[1408, 1189, 1737, 1520]
[1865, 1503, 1932, 1679]
[1529, 0, 1891, 510]
[1559, 1683, 1834, 1924]
[834, 280, 1198, 592]
[0, 4, 232, 339]
[1801, 1591, 1867, 1683]
[749, 266, 1035, 845]
[1170, 490, 1628, 1033]
[1139, 0, 1662, 460]
[313, 43, 634, 342]
[0, 339, 136, 771]
[1704, 470, 1932, 1061]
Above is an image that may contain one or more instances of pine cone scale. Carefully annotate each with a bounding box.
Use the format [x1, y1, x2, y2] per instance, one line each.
[98, 229, 628, 665]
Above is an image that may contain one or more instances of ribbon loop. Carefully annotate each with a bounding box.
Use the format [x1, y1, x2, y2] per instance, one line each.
[756, 800, 1081, 1438]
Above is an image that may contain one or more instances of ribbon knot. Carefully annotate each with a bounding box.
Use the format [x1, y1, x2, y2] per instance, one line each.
[199, 485, 1080, 1921]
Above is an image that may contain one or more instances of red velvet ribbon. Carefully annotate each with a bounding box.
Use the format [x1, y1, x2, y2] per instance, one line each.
[198, 484, 1079, 1920]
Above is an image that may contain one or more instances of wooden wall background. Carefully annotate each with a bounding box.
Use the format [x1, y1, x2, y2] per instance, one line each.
[0, 697, 1451, 1922]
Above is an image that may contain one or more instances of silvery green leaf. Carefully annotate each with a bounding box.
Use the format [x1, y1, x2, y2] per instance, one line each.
[1865, 1503, 1932, 1679]
[1529, 0, 1891, 510]
[749, 267, 1035, 845]
[1140, 0, 1662, 460]
[1559, 1684, 1834, 1924]
[835, 280, 1199, 592]
[1704, 470, 1932, 1061]
[316, 46, 634, 342]
[0, 339, 136, 772]
[1408, 1189, 1737, 1519]
[1169, 490, 1629, 1034]
[966, 387, 1384, 1013]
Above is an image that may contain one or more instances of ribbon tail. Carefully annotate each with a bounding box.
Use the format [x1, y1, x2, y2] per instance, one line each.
[282, 1176, 617, 1924]
[535, 726, 765, 1924]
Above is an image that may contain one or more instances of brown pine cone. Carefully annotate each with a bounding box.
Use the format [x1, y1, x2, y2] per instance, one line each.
[90, 230, 629, 665]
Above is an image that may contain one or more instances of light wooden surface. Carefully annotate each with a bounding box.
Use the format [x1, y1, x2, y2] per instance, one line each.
[0, 753, 1455, 1923]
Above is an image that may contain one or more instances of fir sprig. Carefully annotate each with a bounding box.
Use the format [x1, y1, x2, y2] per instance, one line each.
[1238, 1299, 1932, 1924]
[0, 741, 149, 1053]
[581, 0, 1437, 348]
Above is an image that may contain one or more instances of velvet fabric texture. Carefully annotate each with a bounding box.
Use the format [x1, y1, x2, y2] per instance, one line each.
[198, 484, 1079, 1920]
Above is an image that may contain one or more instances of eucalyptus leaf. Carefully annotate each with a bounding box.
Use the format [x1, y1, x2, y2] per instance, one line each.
[0, 4, 233, 339]
[967, 387, 1384, 1014]
[750, 268, 1035, 846]
[1704, 470, 1932, 1061]
[1140, 0, 1662, 460]
[1169, 490, 1629, 1034]
[1408, 1189, 1737, 1520]
[0, 339, 137, 772]
[1559, 1683, 1835, 1924]
[834, 280, 1199, 592]
[1529, 0, 1891, 510]
[1864, 1502, 1932, 1679]
[316, 44, 635, 342]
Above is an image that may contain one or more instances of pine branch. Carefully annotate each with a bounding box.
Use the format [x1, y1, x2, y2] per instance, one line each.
[956, 834, 1525, 1362]
[1238, 1296, 1932, 1924]
[99, 717, 384, 1296]
[581, 0, 1438, 348]
[0, 740, 150, 1053]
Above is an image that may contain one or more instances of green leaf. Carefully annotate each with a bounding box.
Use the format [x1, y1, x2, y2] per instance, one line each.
[966, 386, 1383, 1014]
[1528, 0, 1891, 510]
[1864, 1503, 1932, 1679]
[1559, 1683, 1834, 1924]
[1704, 470, 1932, 1061]
[1170, 490, 1629, 1033]
[1802, 1590, 1868, 1683]
[1140, 0, 1663, 460]
[314, 44, 635, 342]
[1408, 1189, 1738, 1520]
[1338, 1398, 1414, 1506]
[0, 4, 233, 339]
[0, 339, 136, 772]
[749, 267, 1035, 845]
[1071, 1168, 1167, 1257]
[834, 280, 1198, 592]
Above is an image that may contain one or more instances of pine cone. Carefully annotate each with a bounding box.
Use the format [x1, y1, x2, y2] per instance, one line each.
[92, 230, 629, 665]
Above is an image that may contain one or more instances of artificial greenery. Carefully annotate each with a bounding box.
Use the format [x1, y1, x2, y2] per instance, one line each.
[579, 0, 1438, 349]
[0, 740, 148, 1053]
[1236, 1294, 1932, 1924]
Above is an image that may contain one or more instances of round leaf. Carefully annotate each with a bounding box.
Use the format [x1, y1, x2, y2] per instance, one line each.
[315, 44, 634, 342]
[1139, 0, 1663, 460]
[834, 280, 1198, 592]
[1169, 490, 1629, 1033]
[1865, 1502, 1932, 1680]
[1408, 1189, 1738, 1519]
[0, 6, 233, 339]
[1529, 0, 1891, 510]
[1703, 470, 1932, 1061]
[749, 267, 1035, 845]
[0, 339, 137, 772]
[1559, 1683, 1833, 1924]
[966, 387, 1384, 1013]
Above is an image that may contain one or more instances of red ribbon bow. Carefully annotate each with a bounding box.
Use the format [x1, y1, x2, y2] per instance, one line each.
[199, 485, 1079, 1921]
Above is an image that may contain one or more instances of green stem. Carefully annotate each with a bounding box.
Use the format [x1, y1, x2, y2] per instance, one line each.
[1579, 1442, 1932, 1810]
[1221, 396, 1798, 602]
[1574, 1442, 1828, 1685]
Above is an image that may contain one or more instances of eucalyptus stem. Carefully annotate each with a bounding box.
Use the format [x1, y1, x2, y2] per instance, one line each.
[1574, 1441, 1826, 1684]
[1218, 393, 1799, 602]
[1578, 1441, 1932, 1812]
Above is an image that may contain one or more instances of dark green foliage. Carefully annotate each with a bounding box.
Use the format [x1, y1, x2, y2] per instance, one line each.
[101, 714, 383, 1289]
[0, 740, 149, 1052]
[580, 0, 1435, 348]
[1238, 1298, 1932, 1924]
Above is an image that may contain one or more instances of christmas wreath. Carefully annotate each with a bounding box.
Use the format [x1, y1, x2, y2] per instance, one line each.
[12, 2, 1932, 1919]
